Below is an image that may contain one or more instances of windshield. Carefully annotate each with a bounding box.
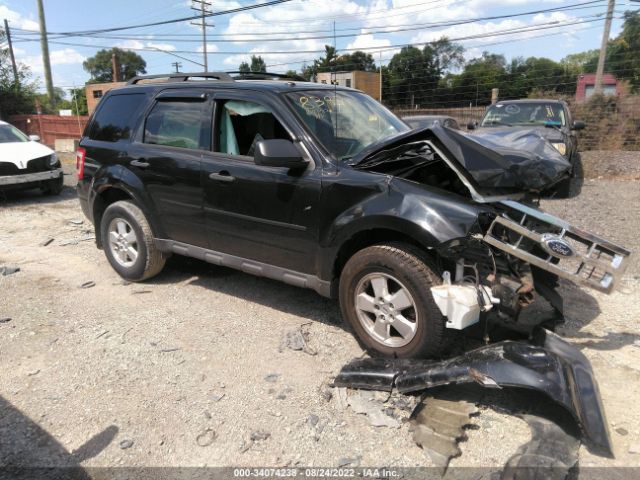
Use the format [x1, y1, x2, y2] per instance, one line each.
[286, 90, 409, 160]
[0, 124, 30, 143]
[481, 102, 566, 127]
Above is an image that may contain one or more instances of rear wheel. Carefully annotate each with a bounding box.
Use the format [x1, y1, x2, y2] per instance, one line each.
[100, 200, 165, 281]
[339, 243, 447, 358]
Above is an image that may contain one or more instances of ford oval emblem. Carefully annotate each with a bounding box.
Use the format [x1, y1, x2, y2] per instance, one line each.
[541, 234, 574, 257]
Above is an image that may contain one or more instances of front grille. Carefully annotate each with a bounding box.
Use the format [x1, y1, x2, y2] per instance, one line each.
[0, 156, 51, 176]
[483, 200, 631, 293]
[0, 162, 19, 175]
[25, 155, 52, 173]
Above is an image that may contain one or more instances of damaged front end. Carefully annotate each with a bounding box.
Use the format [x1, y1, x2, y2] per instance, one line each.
[433, 199, 631, 332]
[334, 328, 613, 457]
[350, 126, 631, 333]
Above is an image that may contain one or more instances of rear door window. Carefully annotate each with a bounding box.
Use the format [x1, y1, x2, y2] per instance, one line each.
[89, 93, 146, 142]
[144, 100, 210, 150]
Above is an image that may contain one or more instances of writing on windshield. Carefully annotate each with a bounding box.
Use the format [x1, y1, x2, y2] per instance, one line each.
[287, 91, 408, 160]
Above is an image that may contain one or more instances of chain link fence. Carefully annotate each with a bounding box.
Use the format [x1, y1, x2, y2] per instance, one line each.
[395, 93, 640, 151]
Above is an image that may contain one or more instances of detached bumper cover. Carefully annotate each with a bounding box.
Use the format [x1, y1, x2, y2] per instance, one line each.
[334, 329, 613, 457]
[0, 168, 63, 186]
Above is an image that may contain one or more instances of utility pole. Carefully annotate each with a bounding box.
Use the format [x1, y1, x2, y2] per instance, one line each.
[594, 0, 615, 95]
[172, 62, 182, 73]
[3, 19, 19, 85]
[378, 51, 382, 103]
[191, 0, 212, 71]
[111, 53, 120, 82]
[36, 0, 55, 107]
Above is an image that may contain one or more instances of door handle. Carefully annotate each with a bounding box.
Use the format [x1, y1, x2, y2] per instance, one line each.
[209, 171, 235, 183]
[130, 160, 150, 168]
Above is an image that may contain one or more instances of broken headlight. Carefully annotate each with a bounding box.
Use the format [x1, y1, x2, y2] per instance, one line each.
[550, 142, 567, 156]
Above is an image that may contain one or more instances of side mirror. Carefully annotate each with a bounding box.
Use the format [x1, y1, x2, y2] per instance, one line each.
[254, 139, 308, 170]
[467, 122, 477, 130]
[29, 135, 41, 142]
[572, 120, 586, 131]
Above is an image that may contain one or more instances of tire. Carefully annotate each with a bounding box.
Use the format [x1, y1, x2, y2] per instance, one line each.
[339, 243, 447, 358]
[41, 175, 63, 196]
[555, 153, 583, 199]
[100, 200, 165, 281]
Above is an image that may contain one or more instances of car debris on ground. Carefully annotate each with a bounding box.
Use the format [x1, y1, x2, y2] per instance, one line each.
[0, 266, 20, 276]
[411, 397, 478, 468]
[333, 327, 615, 476]
[279, 326, 317, 355]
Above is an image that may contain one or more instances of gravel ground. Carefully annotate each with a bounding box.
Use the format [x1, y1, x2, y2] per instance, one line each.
[0, 153, 639, 474]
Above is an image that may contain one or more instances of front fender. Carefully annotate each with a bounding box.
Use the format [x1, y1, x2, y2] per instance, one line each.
[318, 176, 491, 279]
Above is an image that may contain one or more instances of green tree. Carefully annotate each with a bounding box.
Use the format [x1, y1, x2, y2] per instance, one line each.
[451, 52, 507, 106]
[385, 46, 438, 107]
[381, 38, 464, 107]
[561, 50, 599, 75]
[83, 47, 147, 83]
[335, 51, 377, 72]
[238, 55, 267, 73]
[34, 87, 75, 114]
[600, 10, 640, 91]
[0, 27, 37, 116]
[423, 37, 465, 77]
[69, 87, 88, 115]
[504, 56, 573, 98]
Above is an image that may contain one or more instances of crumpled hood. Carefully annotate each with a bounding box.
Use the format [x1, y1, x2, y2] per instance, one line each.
[0, 141, 54, 168]
[350, 125, 571, 193]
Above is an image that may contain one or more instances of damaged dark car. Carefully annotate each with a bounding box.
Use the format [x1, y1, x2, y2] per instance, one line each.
[77, 73, 630, 362]
[467, 99, 586, 197]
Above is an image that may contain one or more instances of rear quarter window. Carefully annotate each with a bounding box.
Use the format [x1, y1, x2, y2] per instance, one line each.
[88, 93, 146, 142]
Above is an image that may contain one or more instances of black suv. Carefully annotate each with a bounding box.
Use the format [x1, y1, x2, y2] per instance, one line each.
[77, 72, 629, 359]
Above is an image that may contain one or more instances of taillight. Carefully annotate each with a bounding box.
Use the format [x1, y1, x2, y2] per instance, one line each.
[76, 147, 86, 180]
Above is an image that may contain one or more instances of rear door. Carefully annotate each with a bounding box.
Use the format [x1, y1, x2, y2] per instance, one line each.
[127, 90, 211, 247]
[201, 91, 321, 274]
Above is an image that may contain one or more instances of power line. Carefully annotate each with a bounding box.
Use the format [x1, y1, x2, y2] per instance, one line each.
[16, 0, 296, 36]
[11, 15, 610, 57]
[13, 0, 610, 43]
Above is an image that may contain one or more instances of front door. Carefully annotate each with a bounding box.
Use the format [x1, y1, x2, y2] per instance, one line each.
[201, 93, 321, 274]
[128, 90, 211, 247]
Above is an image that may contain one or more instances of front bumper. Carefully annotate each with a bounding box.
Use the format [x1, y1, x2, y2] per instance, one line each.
[0, 168, 63, 187]
[334, 328, 613, 457]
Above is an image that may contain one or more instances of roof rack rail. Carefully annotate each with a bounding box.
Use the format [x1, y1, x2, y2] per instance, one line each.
[227, 71, 307, 82]
[127, 72, 234, 85]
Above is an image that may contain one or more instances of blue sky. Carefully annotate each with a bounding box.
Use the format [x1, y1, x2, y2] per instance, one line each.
[0, 0, 630, 94]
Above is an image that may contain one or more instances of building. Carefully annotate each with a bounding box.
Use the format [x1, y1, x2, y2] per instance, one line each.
[575, 73, 620, 101]
[315, 71, 381, 101]
[85, 81, 126, 114]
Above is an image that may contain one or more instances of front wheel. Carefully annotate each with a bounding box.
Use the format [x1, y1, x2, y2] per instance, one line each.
[339, 243, 447, 358]
[100, 200, 165, 281]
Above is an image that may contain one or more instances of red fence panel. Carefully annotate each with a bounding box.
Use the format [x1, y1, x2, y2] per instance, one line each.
[9, 114, 90, 148]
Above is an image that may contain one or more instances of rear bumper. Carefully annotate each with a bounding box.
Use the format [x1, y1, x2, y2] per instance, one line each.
[76, 183, 92, 221]
[0, 168, 63, 187]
